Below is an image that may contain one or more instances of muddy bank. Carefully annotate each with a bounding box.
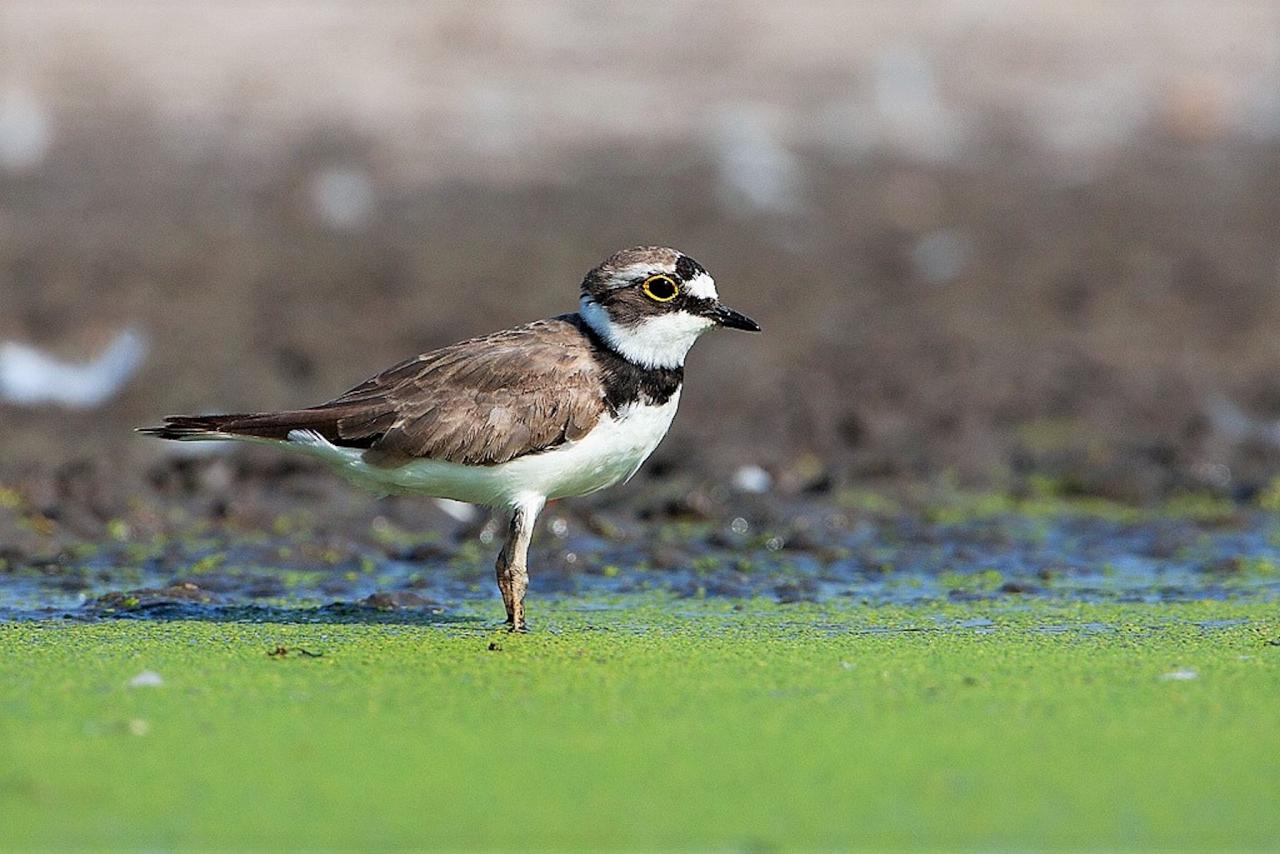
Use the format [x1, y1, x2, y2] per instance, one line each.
[3, 461, 1276, 620]
[4, 119, 1280, 511]
[5, 5, 1280, 588]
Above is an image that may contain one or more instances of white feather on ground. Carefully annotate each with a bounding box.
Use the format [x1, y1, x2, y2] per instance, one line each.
[0, 329, 147, 408]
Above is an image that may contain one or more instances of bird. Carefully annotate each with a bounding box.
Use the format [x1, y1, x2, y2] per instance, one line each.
[140, 246, 760, 630]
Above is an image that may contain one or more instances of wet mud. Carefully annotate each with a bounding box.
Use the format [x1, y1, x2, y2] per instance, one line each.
[3, 479, 1276, 622]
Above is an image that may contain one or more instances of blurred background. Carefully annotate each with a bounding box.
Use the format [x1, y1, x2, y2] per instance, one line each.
[3, 1, 1280, 540]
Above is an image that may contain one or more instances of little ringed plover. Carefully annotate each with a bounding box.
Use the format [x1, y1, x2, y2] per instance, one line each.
[140, 246, 760, 630]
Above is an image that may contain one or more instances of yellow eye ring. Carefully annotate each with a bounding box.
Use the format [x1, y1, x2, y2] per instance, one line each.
[642, 274, 680, 302]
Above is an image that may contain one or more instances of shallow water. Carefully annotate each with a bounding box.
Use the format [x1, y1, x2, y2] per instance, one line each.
[3, 495, 1277, 621]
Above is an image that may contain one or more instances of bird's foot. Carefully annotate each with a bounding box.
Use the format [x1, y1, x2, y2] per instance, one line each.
[504, 597, 528, 633]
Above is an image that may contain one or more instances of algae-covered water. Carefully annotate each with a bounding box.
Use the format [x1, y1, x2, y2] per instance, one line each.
[2, 491, 1279, 848]
[2, 599, 1278, 849]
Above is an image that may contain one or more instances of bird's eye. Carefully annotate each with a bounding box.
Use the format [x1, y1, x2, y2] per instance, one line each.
[642, 274, 679, 302]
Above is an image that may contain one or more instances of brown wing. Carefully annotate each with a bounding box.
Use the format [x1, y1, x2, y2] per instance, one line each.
[321, 316, 604, 464]
[141, 316, 606, 465]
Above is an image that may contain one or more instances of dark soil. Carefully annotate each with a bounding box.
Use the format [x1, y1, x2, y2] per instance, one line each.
[4, 9, 1280, 609]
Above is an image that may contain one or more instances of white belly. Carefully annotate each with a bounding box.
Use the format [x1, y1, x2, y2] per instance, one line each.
[287, 392, 680, 508]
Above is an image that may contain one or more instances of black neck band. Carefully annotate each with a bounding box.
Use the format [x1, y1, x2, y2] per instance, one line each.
[571, 314, 683, 412]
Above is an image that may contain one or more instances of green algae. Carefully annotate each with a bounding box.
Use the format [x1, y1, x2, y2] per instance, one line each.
[839, 477, 1244, 526]
[1, 597, 1277, 850]
[920, 487, 1239, 527]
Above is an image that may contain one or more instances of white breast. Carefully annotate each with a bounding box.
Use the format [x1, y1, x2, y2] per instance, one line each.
[510, 393, 681, 501]
[286, 392, 681, 509]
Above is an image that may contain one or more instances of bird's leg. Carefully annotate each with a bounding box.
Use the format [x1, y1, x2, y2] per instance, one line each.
[495, 499, 542, 632]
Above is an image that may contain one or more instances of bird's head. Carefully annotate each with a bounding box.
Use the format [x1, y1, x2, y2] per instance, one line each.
[579, 246, 760, 369]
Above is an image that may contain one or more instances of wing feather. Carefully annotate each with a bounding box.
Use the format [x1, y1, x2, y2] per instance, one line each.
[320, 316, 605, 465]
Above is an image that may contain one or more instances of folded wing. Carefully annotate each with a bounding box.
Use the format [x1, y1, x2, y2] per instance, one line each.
[141, 317, 605, 466]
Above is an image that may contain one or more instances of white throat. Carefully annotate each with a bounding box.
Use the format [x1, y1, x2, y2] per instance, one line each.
[580, 296, 714, 370]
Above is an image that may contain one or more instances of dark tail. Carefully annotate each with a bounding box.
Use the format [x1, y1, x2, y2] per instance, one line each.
[137, 410, 361, 444]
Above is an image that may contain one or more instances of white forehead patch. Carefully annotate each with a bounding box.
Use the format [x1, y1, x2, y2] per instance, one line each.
[606, 263, 666, 288]
[683, 272, 718, 301]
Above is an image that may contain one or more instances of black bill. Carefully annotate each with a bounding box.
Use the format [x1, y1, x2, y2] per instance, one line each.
[710, 303, 761, 332]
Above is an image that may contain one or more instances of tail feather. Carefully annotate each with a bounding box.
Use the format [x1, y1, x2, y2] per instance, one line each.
[137, 414, 244, 441]
[137, 410, 374, 446]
